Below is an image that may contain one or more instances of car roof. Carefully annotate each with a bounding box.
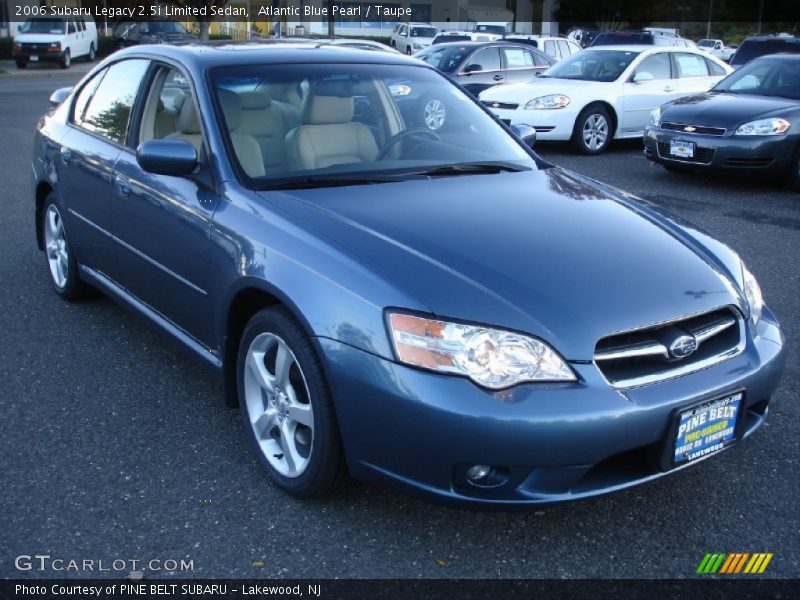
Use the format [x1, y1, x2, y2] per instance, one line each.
[583, 44, 694, 53]
[111, 41, 423, 70]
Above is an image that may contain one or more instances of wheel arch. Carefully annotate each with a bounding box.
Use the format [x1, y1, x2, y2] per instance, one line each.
[35, 180, 54, 251]
[221, 279, 322, 408]
[575, 100, 619, 138]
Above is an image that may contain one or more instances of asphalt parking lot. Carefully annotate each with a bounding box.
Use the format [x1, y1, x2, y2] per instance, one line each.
[1, 72, 798, 579]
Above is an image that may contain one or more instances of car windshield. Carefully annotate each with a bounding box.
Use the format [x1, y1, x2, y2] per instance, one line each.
[411, 27, 437, 38]
[697, 39, 715, 48]
[147, 21, 187, 34]
[211, 63, 535, 189]
[414, 45, 471, 72]
[475, 25, 506, 35]
[20, 18, 66, 34]
[714, 58, 800, 99]
[542, 49, 640, 81]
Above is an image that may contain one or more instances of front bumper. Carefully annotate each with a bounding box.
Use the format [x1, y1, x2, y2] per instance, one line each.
[13, 49, 65, 63]
[485, 106, 578, 141]
[320, 308, 785, 509]
[644, 125, 797, 174]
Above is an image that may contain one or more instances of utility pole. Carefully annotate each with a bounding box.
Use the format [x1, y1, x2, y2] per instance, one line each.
[706, 0, 713, 39]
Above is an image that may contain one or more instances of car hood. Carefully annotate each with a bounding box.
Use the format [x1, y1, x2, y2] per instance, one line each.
[480, 78, 604, 102]
[662, 91, 799, 127]
[258, 168, 742, 360]
[13, 33, 63, 43]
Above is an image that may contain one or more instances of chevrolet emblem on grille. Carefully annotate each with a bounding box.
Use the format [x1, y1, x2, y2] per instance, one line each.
[669, 334, 698, 358]
[684, 125, 697, 132]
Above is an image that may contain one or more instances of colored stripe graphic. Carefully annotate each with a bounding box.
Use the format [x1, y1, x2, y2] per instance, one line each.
[698, 553, 772, 574]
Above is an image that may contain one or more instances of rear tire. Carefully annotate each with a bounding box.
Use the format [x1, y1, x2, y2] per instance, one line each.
[15, 59, 28, 69]
[41, 194, 93, 301]
[237, 307, 345, 498]
[87, 43, 96, 62]
[571, 105, 613, 154]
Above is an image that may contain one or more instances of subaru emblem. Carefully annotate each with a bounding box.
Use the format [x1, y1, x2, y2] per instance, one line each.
[669, 334, 698, 358]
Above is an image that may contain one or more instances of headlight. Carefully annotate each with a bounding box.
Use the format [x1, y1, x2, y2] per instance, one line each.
[50, 42, 60, 48]
[524, 94, 570, 110]
[650, 106, 661, 127]
[741, 264, 763, 326]
[388, 313, 576, 389]
[735, 118, 790, 136]
[13, 42, 21, 51]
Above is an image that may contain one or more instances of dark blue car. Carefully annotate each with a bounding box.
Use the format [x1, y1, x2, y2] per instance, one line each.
[33, 42, 785, 508]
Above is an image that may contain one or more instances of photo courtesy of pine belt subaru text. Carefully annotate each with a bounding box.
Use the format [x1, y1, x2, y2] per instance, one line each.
[32, 41, 786, 508]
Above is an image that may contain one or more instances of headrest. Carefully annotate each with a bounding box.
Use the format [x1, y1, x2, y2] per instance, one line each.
[177, 98, 201, 134]
[239, 90, 271, 110]
[306, 95, 354, 125]
[218, 89, 242, 131]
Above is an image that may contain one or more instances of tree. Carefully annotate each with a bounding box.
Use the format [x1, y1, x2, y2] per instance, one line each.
[169, 0, 232, 40]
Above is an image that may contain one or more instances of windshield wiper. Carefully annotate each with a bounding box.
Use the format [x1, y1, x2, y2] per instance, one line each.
[400, 162, 530, 178]
[259, 175, 404, 190]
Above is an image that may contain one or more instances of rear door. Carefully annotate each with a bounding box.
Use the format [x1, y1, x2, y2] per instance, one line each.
[57, 59, 150, 280]
[621, 51, 678, 133]
[499, 46, 548, 85]
[672, 52, 718, 95]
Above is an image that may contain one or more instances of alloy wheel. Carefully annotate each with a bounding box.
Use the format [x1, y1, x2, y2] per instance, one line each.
[423, 99, 446, 131]
[243, 332, 314, 478]
[582, 113, 608, 151]
[43, 204, 68, 289]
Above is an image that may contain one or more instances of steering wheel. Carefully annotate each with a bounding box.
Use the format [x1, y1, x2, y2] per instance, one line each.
[376, 127, 441, 161]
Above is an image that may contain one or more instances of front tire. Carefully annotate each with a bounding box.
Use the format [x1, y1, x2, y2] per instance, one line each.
[237, 307, 345, 498]
[41, 194, 92, 301]
[571, 105, 612, 154]
[60, 49, 71, 69]
[15, 58, 28, 69]
[787, 144, 800, 192]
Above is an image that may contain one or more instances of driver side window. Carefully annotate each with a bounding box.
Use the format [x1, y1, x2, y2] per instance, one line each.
[634, 53, 672, 80]
[465, 47, 501, 72]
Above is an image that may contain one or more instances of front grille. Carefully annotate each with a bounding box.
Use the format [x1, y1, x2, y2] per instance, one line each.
[482, 100, 519, 110]
[19, 43, 49, 52]
[661, 122, 726, 136]
[657, 142, 715, 165]
[724, 157, 774, 168]
[594, 307, 744, 388]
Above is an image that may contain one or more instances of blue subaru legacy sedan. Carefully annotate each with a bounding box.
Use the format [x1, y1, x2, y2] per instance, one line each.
[33, 42, 785, 508]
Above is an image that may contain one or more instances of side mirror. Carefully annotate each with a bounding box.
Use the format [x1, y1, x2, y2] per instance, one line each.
[510, 124, 536, 147]
[136, 140, 198, 176]
[49, 87, 72, 107]
[464, 63, 483, 73]
[632, 71, 654, 83]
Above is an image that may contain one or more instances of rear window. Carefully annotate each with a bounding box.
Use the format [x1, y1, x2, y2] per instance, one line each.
[731, 38, 800, 66]
[591, 32, 654, 46]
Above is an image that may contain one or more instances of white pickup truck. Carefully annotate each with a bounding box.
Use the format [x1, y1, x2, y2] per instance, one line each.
[697, 39, 737, 62]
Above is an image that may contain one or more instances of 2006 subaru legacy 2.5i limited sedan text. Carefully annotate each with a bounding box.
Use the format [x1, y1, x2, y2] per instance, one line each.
[33, 42, 785, 509]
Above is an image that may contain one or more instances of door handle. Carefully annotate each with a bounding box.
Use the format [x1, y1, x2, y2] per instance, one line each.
[115, 175, 131, 198]
[663, 85, 675, 92]
[492, 74, 504, 81]
[60, 147, 71, 165]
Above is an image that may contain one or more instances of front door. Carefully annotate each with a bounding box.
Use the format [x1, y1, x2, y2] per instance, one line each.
[622, 52, 678, 133]
[111, 65, 219, 346]
[459, 47, 504, 95]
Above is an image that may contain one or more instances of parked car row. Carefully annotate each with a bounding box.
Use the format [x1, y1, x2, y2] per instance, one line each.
[33, 41, 785, 508]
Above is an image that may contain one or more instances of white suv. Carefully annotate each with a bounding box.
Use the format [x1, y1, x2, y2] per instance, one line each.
[391, 23, 438, 54]
[13, 16, 98, 69]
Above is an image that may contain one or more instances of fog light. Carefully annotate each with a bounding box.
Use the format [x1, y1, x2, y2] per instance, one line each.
[466, 465, 492, 482]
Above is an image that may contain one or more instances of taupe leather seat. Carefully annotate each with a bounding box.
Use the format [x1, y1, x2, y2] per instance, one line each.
[285, 86, 378, 171]
[167, 90, 265, 178]
[238, 90, 299, 175]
